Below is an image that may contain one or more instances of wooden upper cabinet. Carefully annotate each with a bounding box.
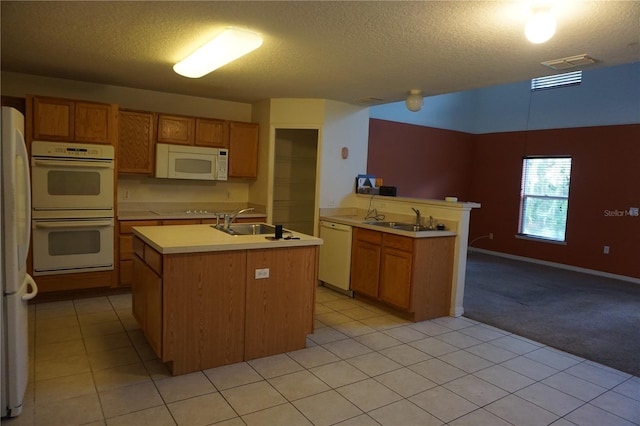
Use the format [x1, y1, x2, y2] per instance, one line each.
[75, 102, 113, 143]
[229, 121, 259, 178]
[118, 110, 155, 174]
[195, 118, 228, 148]
[32, 97, 74, 140]
[31, 96, 115, 144]
[157, 114, 194, 145]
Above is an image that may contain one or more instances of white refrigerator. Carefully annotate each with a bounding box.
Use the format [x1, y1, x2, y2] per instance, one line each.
[1, 106, 38, 418]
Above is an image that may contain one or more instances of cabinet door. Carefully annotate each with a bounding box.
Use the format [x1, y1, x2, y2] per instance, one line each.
[118, 110, 155, 174]
[132, 255, 162, 357]
[75, 102, 113, 143]
[379, 246, 413, 310]
[195, 118, 228, 148]
[228, 121, 259, 178]
[157, 114, 194, 145]
[32, 97, 75, 141]
[350, 228, 382, 298]
[245, 247, 317, 360]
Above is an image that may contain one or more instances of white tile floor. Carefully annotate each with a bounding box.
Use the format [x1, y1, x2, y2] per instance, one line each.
[5, 285, 639, 426]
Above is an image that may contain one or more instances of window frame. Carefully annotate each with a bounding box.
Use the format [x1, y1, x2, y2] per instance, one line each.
[517, 156, 573, 244]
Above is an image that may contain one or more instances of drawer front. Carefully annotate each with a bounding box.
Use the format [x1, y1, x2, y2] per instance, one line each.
[144, 245, 163, 276]
[382, 233, 413, 252]
[354, 227, 382, 245]
[161, 219, 200, 226]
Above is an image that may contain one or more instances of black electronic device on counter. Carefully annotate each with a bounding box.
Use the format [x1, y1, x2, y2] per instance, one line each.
[379, 186, 397, 196]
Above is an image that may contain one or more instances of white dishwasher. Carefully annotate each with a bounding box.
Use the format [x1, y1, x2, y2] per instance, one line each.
[319, 221, 353, 295]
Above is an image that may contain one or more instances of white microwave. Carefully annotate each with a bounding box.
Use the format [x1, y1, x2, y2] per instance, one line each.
[155, 143, 228, 181]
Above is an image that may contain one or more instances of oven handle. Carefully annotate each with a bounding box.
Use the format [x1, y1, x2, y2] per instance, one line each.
[32, 159, 114, 169]
[34, 220, 114, 229]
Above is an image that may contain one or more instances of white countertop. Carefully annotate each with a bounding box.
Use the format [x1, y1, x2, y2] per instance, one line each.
[133, 223, 322, 254]
[320, 215, 457, 238]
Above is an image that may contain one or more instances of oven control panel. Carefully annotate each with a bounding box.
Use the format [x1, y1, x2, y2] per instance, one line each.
[31, 141, 114, 160]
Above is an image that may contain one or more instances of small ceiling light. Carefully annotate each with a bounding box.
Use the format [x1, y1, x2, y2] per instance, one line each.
[174, 27, 263, 78]
[405, 89, 423, 112]
[525, 4, 556, 44]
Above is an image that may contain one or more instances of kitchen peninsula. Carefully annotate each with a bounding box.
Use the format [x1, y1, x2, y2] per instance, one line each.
[131, 223, 321, 375]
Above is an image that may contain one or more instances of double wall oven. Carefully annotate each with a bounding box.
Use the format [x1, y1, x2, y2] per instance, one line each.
[31, 141, 115, 276]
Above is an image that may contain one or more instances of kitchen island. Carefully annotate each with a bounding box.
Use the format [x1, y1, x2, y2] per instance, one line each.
[131, 223, 321, 375]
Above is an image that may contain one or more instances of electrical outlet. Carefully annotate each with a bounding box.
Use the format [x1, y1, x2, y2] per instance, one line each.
[328, 199, 336, 207]
[603, 246, 610, 254]
[255, 268, 270, 279]
[123, 189, 130, 200]
[489, 233, 494, 240]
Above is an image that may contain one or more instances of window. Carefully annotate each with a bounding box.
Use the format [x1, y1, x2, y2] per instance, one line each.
[531, 71, 582, 91]
[519, 157, 572, 242]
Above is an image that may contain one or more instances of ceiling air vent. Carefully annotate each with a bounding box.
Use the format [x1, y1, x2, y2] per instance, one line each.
[353, 97, 385, 105]
[541, 54, 597, 71]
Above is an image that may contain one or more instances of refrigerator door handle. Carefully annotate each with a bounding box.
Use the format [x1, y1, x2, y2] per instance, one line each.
[21, 274, 39, 301]
[15, 127, 31, 268]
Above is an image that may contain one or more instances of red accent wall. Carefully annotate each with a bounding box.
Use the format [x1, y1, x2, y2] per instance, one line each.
[367, 119, 473, 200]
[368, 120, 640, 279]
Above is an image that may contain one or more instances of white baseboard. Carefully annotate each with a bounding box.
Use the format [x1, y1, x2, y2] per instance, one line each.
[468, 248, 640, 285]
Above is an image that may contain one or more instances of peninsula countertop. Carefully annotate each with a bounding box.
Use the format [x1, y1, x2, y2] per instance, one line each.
[133, 223, 322, 255]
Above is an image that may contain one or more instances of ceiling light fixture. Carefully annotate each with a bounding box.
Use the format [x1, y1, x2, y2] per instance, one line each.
[173, 27, 263, 78]
[405, 89, 423, 112]
[525, 4, 556, 44]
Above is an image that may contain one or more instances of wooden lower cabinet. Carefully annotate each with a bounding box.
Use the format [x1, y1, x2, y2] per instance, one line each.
[118, 220, 160, 287]
[162, 250, 247, 375]
[244, 247, 316, 360]
[350, 227, 454, 321]
[350, 228, 381, 298]
[132, 254, 162, 356]
[132, 236, 317, 375]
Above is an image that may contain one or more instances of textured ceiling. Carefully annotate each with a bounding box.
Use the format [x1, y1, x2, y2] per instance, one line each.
[1, 1, 639, 105]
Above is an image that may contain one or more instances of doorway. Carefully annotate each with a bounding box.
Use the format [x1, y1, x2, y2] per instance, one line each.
[272, 129, 319, 235]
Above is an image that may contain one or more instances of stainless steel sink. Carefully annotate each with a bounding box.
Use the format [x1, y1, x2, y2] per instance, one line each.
[212, 223, 277, 236]
[364, 221, 437, 232]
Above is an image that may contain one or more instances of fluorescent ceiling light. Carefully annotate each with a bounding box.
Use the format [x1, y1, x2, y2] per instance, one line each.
[174, 28, 263, 78]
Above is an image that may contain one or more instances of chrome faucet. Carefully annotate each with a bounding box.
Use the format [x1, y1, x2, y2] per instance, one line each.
[224, 207, 255, 230]
[429, 216, 434, 229]
[411, 207, 421, 226]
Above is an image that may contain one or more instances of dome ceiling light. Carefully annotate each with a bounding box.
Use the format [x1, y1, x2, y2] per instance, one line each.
[405, 89, 423, 112]
[525, 3, 556, 44]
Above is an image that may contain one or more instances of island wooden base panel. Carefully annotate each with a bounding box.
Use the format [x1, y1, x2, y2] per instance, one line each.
[132, 238, 318, 376]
